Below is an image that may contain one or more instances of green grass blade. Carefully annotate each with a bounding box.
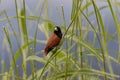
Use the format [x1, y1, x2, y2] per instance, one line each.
[55, 69, 119, 79]
[107, 0, 120, 62]
[3, 27, 19, 80]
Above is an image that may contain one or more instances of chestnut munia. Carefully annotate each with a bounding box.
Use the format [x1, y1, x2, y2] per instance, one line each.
[44, 26, 62, 57]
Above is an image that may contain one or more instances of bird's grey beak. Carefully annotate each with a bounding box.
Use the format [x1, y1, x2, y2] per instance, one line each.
[54, 27, 58, 31]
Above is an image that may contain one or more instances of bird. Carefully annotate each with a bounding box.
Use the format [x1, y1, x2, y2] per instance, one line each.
[44, 26, 62, 57]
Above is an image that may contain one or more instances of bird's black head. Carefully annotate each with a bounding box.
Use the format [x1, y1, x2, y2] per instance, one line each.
[54, 26, 62, 38]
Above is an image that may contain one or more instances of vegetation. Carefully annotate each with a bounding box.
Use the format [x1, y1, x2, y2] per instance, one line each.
[0, 0, 120, 80]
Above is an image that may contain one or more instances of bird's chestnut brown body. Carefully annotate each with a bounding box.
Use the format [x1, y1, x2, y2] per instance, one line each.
[44, 26, 62, 57]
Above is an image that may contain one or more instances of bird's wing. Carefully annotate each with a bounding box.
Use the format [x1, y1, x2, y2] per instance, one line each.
[45, 34, 61, 49]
